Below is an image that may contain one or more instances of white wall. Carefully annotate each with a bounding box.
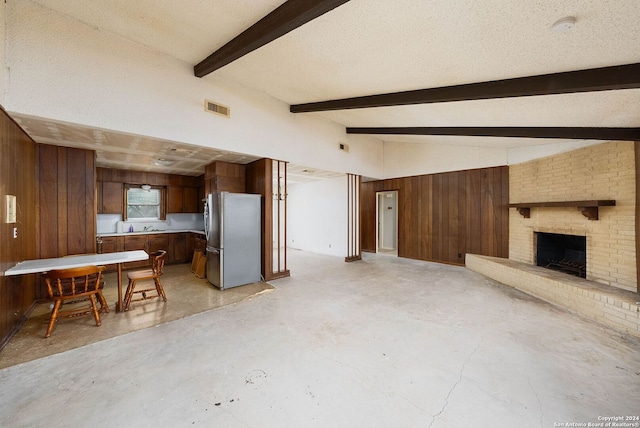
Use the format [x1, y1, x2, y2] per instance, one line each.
[506, 140, 605, 165]
[0, 1, 6, 105]
[382, 141, 507, 178]
[287, 176, 347, 258]
[382, 138, 608, 178]
[3, 1, 383, 179]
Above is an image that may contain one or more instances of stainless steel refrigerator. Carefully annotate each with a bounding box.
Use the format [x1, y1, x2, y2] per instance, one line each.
[204, 192, 261, 290]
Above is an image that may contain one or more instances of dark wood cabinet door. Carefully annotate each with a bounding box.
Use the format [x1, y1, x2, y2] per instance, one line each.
[100, 237, 119, 253]
[101, 182, 123, 214]
[99, 236, 124, 272]
[167, 186, 184, 213]
[183, 187, 199, 213]
[124, 235, 149, 269]
[170, 233, 188, 263]
[148, 234, 170, 254]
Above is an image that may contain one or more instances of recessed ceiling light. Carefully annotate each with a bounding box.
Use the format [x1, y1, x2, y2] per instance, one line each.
[551, 16, 576, 33]
[152, 158, 174, 166]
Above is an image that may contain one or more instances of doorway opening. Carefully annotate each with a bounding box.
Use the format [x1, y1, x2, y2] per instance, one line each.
[376, 191, 398, 255]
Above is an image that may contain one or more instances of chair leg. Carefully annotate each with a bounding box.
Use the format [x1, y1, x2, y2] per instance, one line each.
[155, 278, 167, 302]
[88, 294, 101, 327]
[97, 290, 110, 313]
[124, 279, 136, 311]
[45, 300, 63, 338]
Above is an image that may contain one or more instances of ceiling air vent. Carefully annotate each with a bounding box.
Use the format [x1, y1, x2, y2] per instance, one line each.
[204, 99, 230, 118]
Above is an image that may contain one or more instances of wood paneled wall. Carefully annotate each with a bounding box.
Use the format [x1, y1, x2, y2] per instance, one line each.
[38, 145, 97, 260]
[0, 108, 37, 349]
[361, 166, 509, 265]
[204, 161, 246, 195]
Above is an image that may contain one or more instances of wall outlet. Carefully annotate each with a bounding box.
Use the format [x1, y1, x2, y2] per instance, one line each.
[13, 227, 18, 238]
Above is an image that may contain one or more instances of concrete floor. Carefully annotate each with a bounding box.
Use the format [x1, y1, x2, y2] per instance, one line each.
[1, 250, 639, 427]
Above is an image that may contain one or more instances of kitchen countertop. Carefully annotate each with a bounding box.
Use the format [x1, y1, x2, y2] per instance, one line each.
[98, 229, 205, 237]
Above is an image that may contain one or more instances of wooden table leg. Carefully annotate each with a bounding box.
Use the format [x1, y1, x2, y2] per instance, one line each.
[116, 262, 123, 312]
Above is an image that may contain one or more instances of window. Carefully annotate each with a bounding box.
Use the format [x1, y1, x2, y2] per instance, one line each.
[125, 185, 166, 220]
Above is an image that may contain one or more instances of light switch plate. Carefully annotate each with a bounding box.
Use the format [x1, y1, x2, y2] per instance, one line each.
[5, 195, 16, 223]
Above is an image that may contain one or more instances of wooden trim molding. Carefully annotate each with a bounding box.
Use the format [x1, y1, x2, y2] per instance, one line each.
[195, 0, 351, 77]
[291, 63, 640, 112]
[346, 127, 640, 141]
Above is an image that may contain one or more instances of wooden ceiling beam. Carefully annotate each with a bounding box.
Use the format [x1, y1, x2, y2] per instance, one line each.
[345, 127, 640, 141]
[291, 63, 640, 113]
[194, 0, 351, 78]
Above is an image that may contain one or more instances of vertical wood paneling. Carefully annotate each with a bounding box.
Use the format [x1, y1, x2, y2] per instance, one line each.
[397, 179, 412, 257]
[67, 148, 85, 254]
[360, 181, 380, 252]
[38, 146, 96, 259]
[500, 166, 510, 258]
[468, 169, 483, 256]
[431, 173, 443, 261]
[0, 108, 37, 350]
[447, 172, 460, 263]
[480, 168, 498, 256]
[246, 159, 268, 278]
[38, 145, 59, 259]
[360, 166, 509, 265]
[457, 170, 469, 264]
[421, 175, 432, 261]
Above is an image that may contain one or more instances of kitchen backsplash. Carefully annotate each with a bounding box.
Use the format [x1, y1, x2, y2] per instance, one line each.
[97, 213, 204, 234]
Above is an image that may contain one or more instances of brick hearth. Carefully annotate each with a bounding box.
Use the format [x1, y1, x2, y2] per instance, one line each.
[466, 254, 640, 338]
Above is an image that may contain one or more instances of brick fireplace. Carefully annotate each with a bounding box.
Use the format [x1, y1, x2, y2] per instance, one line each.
[509, 141, 636, 293]
[466, 141, 640, 338]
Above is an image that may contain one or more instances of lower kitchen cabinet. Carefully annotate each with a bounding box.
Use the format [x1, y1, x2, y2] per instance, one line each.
[170, 233, 189, 264]
[123, 235, 149, 269]
[148, 234, 170, 255]
[99, 236, 124, 254]
[98, 232, 193, 269]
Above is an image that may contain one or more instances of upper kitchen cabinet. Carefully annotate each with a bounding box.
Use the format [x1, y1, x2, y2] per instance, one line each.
[167, 186, 200, 213]
[98, 181, 123, 214]
[183, 187, 199, 213]
[204, 161, 246, 194]
[97, 167, 204, 215]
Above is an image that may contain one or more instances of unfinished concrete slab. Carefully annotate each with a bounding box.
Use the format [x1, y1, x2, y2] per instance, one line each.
[1, 250, 638, 427]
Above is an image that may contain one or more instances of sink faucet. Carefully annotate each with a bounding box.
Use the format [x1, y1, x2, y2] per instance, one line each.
[143, 226, 151, 231]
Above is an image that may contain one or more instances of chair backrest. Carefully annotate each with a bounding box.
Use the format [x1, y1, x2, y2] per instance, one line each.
[43, 265, 106, 298]
[151, 250, 167, 276]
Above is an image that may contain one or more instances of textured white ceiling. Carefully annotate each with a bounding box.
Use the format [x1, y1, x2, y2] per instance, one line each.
[17, 0, 640, 177]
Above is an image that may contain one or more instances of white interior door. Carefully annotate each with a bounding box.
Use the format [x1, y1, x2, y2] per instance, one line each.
[377, 191, 398, 252]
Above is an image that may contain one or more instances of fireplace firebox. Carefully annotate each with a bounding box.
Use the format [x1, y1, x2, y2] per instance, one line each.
[535, 232, 586, 278]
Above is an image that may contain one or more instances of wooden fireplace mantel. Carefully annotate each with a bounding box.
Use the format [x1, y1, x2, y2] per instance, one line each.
[509, 200, 616, 220]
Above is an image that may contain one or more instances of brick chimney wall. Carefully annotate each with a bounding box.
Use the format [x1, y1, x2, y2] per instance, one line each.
[509, 141, 636, 292]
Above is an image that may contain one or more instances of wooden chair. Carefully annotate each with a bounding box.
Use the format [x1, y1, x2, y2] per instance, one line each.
[62, 253, 110, 314]
[43, 265, 107, 338]
[123, 250, 167, 311]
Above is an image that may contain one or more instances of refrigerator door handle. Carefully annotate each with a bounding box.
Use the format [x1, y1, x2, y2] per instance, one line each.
[204, 200, 210, 241]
